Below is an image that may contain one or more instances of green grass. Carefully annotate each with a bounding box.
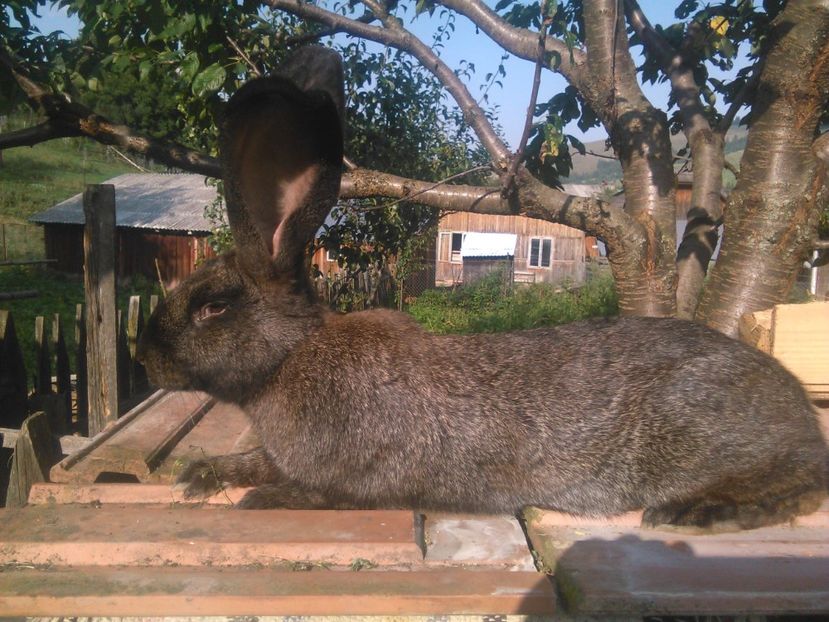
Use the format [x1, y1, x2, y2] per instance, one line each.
[407, 266, 618, 334]
[0, 137, 141, 224]
[0, 265, 159, 386]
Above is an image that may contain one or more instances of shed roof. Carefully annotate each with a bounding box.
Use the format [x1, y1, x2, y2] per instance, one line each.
[461, 232, 517, 258]
[29, 174, 218, 233]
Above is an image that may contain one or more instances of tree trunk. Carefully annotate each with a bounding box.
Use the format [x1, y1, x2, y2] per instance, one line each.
[696, 0, 829, 336]
[581, 0, 678, 317]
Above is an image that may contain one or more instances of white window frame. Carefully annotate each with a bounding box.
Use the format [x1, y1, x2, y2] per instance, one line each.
[439, 231, 466, 264]
[528, 236, 553, 268]
[326, 248, 337, 262]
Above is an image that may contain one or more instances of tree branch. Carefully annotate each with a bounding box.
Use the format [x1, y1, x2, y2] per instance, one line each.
[227, 35, 262, 77]
[341, 166, 632, 245]
[437, 0, 590, 94]
[267, 0, 511, 166]
[0, 121, 80, 149]
[503, 4, 549, 196]
[0, 46, 220, 176]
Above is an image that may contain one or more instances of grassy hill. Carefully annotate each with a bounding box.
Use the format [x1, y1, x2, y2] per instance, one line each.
[0, 137, 147, 224]
[566, 126, 748, 185]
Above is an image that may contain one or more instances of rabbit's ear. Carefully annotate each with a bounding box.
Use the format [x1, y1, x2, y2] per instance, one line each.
[220, 47, 344, 280]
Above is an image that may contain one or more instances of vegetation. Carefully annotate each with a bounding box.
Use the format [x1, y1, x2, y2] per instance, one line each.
[409, 268, 618, 335]
[0, 265, 159, 381]
[0, 130, 139, 224]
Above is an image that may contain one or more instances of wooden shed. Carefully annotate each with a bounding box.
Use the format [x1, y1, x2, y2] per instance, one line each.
[437, 215, 587, 287]
[30, 174, 217, 289]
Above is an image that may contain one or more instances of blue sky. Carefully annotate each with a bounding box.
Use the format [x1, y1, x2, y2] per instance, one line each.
[28, 1, 741, 146]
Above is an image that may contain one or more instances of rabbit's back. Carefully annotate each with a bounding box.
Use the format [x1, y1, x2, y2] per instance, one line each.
[252, 310, 826, 516]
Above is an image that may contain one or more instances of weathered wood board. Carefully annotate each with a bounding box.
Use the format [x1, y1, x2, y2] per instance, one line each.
[740, 301, 829, 398]
[49, 390, 251, 484]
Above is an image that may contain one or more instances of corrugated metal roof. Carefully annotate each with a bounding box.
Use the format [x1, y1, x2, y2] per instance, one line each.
[29, 174, 218, 233]
[461, 232, 517, 258]
[560, 183, 608, 198]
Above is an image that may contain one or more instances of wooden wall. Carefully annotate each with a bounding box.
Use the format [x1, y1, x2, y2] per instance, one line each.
[436, 212, 585, 286]
[42, 224, 214, 288]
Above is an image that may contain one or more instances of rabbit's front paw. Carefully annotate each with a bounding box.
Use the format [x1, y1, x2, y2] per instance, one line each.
[174, 459, 225, 499]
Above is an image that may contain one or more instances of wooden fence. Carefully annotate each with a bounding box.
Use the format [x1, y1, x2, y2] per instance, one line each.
[0, 295, 157, 435]
[314, 268, 397, 311]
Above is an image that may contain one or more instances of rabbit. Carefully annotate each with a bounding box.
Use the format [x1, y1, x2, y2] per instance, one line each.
[137, 46, 827, 532]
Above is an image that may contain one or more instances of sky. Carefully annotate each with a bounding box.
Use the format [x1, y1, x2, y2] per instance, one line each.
[27, 1, 744, 148]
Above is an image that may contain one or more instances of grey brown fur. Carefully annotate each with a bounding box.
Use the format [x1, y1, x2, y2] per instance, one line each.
[137, 47, 827, 532]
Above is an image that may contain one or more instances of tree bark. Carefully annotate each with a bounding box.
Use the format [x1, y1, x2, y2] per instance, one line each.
[582, 0, 678, 316]
[696, 0, 829, 336]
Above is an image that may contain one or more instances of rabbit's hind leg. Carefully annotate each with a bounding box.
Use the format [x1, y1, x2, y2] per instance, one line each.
[641, 469, 826, 533]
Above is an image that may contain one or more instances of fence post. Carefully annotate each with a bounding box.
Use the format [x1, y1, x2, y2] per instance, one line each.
[52, 313, 72, 427]
[83, 184, 118, 436]
[0, 310, 28, 428]
[34, 316, 51, 395]
[74, 303, 88, 432]
[116, 309, 131, 402]
[127, 295, 147, 394]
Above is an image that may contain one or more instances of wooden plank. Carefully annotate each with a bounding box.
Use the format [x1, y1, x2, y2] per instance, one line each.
[84, 184, 119, 435]
[0, 567, 555, 617]
[153, 399, 252, 483]
[27, 482, 247, 505]
[5, 412, 59, 508]
[0, 505, 423, 568]
[524, 501, 829, 616]
[772, 301, 829, 395]
[0, 310, 28, 428]
[49, 390, 214, 483]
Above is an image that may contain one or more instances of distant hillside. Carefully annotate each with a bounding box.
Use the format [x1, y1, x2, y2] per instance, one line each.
[566, 125, 748, 184]
[0, 137, 158, 224]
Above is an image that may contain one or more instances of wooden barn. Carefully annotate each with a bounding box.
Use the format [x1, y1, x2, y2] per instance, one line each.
[30, 174, 217, 289]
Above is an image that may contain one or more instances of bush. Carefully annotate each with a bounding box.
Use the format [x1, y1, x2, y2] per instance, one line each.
[407, 268, 618, 334]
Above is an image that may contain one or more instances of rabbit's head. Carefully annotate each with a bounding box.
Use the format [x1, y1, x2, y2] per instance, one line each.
[137, 47, 344, 403]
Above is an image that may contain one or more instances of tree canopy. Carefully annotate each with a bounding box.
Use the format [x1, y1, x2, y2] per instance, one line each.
[2, 0, 829, 335]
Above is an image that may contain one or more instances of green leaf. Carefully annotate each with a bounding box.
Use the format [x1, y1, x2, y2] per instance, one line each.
[192, 63, 226, 96]
[179, 52, 200, 83]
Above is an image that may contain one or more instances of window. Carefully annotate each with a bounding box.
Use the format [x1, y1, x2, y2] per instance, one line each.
[439, 231, 466, 263]
[326, 248, 337, 262]
[529, 237, 553, 268]
[451, 232, 464, 263]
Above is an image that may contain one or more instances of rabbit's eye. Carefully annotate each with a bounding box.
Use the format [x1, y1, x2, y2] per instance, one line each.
[195, 302, 228, 323]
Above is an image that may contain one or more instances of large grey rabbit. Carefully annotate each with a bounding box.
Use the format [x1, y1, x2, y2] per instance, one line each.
[137, 47, 827, 532]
